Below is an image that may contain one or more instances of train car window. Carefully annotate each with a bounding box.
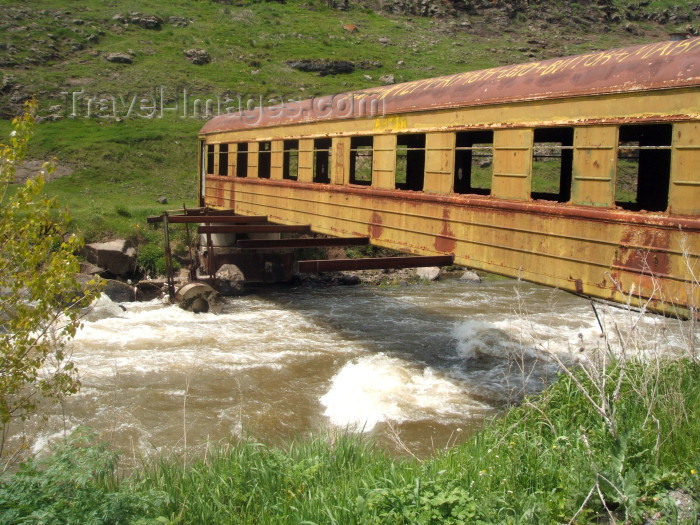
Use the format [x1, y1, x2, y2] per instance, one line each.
[350, 136, 373, 186]
[531, 127, 573, 202]
[395, 134, 426, 191]
[236, 143, 248, 178]
[616, 124, 672, 212]
[454, 131, 493, 195]
[206, 144, 215, 175]
[218, 144, 228, 176]
[258, 141, 271, 179]
[283, 140, 299, 180]
[313, 138, 332, 184]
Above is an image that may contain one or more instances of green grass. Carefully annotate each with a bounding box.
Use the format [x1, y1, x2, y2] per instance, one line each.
[5, 358, 696, 524]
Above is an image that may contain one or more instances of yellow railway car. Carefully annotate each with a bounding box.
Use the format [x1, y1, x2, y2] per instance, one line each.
[198, 38, 700, 316]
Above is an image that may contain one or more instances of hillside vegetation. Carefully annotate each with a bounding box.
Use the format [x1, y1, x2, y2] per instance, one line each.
[0, 0, 698, 241]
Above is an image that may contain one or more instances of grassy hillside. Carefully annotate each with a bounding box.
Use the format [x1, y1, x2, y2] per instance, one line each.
[1, 0, 697, 242]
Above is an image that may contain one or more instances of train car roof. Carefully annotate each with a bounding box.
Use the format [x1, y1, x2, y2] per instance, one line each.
[200, 38, 700, 135]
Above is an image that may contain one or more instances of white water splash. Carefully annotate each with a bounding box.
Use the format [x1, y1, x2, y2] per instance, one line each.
[320, 353, 487, 431]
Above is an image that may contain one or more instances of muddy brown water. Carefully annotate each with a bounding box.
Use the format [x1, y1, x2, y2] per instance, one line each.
[14, 277, 694, 463]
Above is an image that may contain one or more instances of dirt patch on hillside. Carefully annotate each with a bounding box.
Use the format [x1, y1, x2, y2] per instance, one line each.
[13, 159, 73, 184]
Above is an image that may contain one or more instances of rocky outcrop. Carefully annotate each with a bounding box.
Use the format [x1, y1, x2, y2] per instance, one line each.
[183, 48, 210, 65]
[168, 16, 189, 27]
[84, 240, 137, 276]
[113, 12, 162, 29]
[285, 59, 355, 76]
[104, 52, 133, 64]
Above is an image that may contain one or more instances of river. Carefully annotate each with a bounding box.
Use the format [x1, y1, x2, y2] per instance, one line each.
[18, 275, 694, 463]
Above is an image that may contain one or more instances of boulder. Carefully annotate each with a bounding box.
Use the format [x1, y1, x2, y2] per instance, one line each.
[338, 273, 360, 286]
[84, 239, 137, 276]
[102, 279, 136, 302]
[128, 12, 162, 29]
[79, 261, 104, 275]
[215, 264, 245, 296]
[285, 59, 354, 76]
[460, 270, 481, 283]
[183, 48, 210, 65]
[357, 60, 382, 70]
[105, 52, 133, 64]
[135, 281, 165, 301]
[168, 15, 189, 27]
[379, 74, 395, 85]
[417, 266, 440, 281]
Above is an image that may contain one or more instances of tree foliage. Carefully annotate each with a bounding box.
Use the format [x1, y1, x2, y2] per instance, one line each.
[0, 100, 100, 459]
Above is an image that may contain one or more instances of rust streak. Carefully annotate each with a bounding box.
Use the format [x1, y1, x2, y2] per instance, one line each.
[368, 211, 383, 239]
[435, 208, 457, 254]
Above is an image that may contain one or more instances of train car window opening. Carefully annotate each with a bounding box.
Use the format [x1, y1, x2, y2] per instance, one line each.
[531, 127, 573, 202]
[258, 141, 272, 179]
[313, 138, 332, 184]
[350, 136, 373, 186]
[616, 124, 672, 212]
[283, 140, 299, 180]
[395, 134, 426, 191]
[454, 130, 493, 195]
[218, 144, 228, 176]
[206, 144, 215, 175]
[236, 143, 248, 178]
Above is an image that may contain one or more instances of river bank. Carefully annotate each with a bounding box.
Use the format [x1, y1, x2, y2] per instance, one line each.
[1, 356, 697, 524]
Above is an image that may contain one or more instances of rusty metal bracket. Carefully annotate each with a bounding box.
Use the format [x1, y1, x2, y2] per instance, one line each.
[297, 255, 454, 273]
[236, 237, 370, 249]
[198, 225, 311, 235]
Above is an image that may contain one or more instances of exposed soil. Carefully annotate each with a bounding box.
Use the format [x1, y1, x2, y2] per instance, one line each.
[12, 159, 73, 184]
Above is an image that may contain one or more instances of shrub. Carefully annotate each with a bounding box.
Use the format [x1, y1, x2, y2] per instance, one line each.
[0, 427, 168, 525]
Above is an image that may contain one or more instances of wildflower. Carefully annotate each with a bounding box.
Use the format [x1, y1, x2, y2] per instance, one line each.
[479, 470, 487, 476]
[10, 130, 17, 137]
[692, 469, 696, 475]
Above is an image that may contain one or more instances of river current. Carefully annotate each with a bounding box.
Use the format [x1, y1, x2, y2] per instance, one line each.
[19, 276, 694, 462]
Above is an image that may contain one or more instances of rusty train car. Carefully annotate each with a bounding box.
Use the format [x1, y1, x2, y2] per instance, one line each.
[198, 38, 700, 316]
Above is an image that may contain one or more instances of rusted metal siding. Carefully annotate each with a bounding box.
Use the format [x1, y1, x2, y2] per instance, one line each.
[247, 142, 259, 179]
[298, 139, 314, 183]
[332, 137, 350, 185]
[372, 134, 396, 190]
[572, 126, 617, 207]
[271, 140, 284, 180]
[424, 132, 455, 194]
[203, 178, 698, 314]
[201, 89, 698, 148]
[669, 122, 700, 216]
[491, 129, 532, 200]
[227, 142, 237, 177]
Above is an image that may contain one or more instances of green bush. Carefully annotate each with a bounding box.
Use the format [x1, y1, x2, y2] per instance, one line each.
[137, 242, 180, 277]
[0, 428, 168, 525]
